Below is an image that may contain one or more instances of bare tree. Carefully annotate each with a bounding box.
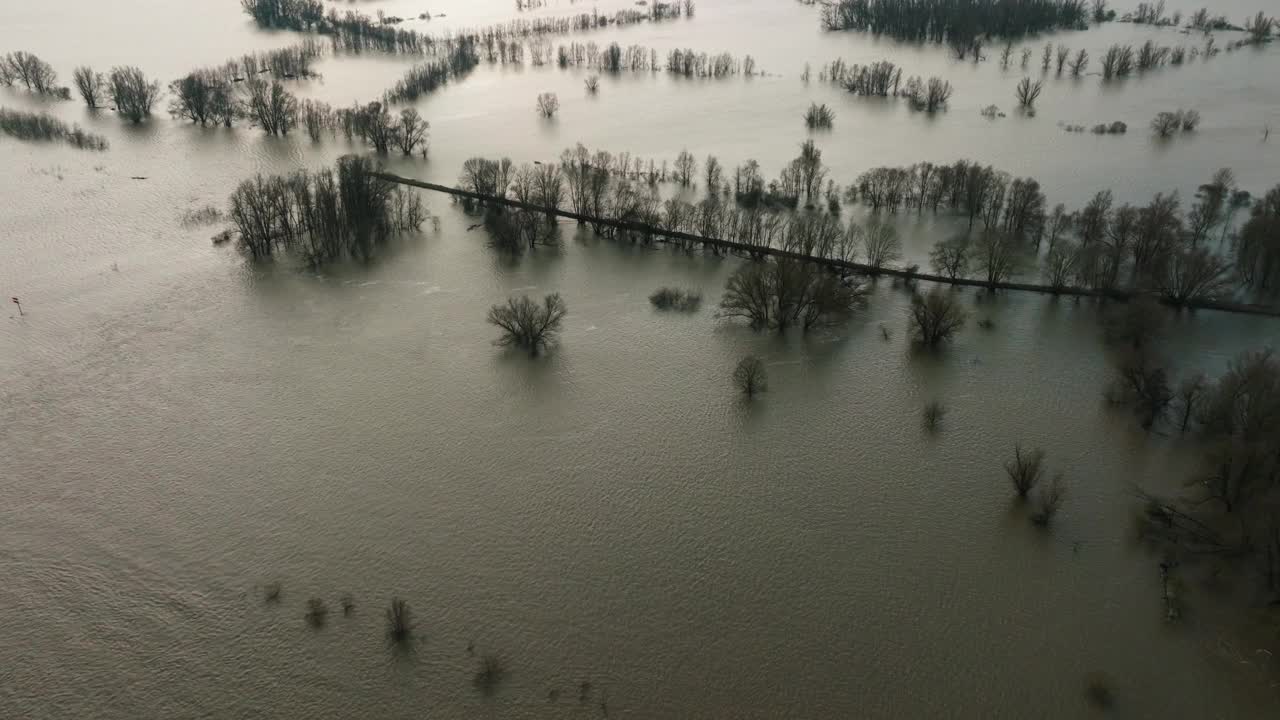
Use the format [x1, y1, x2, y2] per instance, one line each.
[1041, 42, 1053, 71]
[533, 163, 565, 211]
[929, 235, 970, 279]
[72, 66, 105, 109]
[1173, 372, 1207, 433]
[1068, 49, 1089, 76]
[1158, 245, 1233, 305]
[584, 75, 600, 94]
[356, 102, 395, 153]
[804, 102, 835, 129]
[733, 356, 767, 397]
[243, 78, 297, 135]
[169, 70, 233, 126]
[1151, 111, 1180, 137]
[1015, 77, 1043, 110]
[1005, 444, 1046, 499]
[536, 91, 559, 118]
[108, 66, 161, 123]
[2, 51, 59, 95]
[974, 231, 1023, 287]
[486, 293, 568, 356]
[1030, 475, 1066, 526]
[674, 149, 697, 187]
[704, 155, 723, 193]
[862, 219, 902, 271]
[386, 598, 412, 642]
[1055, 45, 1070, 73]
[923, 77, 952, 112]
[394, 108, 429, 156]
[909, 288, 967, 347]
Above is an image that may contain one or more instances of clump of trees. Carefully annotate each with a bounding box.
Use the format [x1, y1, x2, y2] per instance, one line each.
[0, 51, 66, 98]
[908, 288, 967, 347]
[821, 0, 1088, 43]
[486, 293, 567, 356]
[1134, 348, 1280, 605]
[227, 155, 426, 264]
[824, 57, 953, 111]
[733, 356, 768, 397]
[1150, 109, 1200, 138]
[804, 102, 834, 129]
[0, 108, 108, 151]
[480, 207, 558, 254]
[649, 287, 702, 311]
[108, 67, 161, 123]
[718, 258, 868, 332]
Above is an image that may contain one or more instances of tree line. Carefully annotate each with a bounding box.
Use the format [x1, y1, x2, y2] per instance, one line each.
[0, 108, 108, 151]
[226, 155, 425, 265]
[820, 0, 1089, 44]
[241, 0, 693, 57]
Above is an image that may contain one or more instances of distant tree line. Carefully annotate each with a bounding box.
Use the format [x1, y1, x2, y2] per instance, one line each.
[0, 108, 108, 150]
[226, 155, 425, 264]
[382, 42, 480, 103]
[241, 0, 693, 57]
[821, 0, 1089, 45]
[551, 41, 757, 77]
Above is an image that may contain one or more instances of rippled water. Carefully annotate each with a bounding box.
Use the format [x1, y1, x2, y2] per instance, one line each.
[3, 1, 1280, 718]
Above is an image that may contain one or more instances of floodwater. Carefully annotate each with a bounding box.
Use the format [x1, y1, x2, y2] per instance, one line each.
[2, 1, 1280, 718]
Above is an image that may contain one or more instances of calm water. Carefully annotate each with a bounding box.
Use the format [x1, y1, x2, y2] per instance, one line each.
[3, 1, 1280, 717]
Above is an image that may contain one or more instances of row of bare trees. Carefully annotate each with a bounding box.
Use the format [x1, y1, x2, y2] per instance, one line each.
[227, 155, 425, 265]
[0, 51, 64, 97]
[820, 0, 1089, 43]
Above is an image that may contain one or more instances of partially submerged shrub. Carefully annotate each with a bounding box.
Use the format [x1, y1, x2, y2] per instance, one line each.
[1005, 444, 1045, 499]
[386, 598, 412, 642]
[804, 102, 834, 129]
[1030, 474, 1066, 526]
[733, 356, 767, 397]
[649, 287, 702, 312]
[0, 108, 108, 151]
[474, 654, 505, 693]
[922, 400, 946, 432]
[908, 289, 967, 347]
[306, 598, 328, 627]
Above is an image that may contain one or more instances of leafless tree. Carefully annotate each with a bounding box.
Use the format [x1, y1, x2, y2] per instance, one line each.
[533, 163, 565, 211]
[718, 258, 867, 332]
[242, 78, 297, 135]
[72, 66, 105, 109]
[1069, 49, 1089, 76]
[386, 598, 412, 642]
[908, 288, 967, 347]
[1015, 77, 1043, 109]
[804, 102, 835, 129]
[2, 51, 59, 95]
[674, 149, 697, 187]
[394, 108, 429, 156]
[1041, 42, 1053, 71]
[536, 91, 559, 118]
[1031, 474, 1066, 526]
[1005, 444, 1046, 499]
[974, 231, 1023, 287]
[1173, 372, 1207, 433]
[704, 155, 723, 193]
[108, 66, 161, 123]
[1055, 45, 1070, 73]
[169, 70, 234, 126]
[923, 77, 952, 112]
[487, 293, 568, 356]
[1158, 246, 1233, 305]
[733, 356, 768, 397]
[929, 235, 970, 279]
[584, 75, 600, 93]
[862, 219, 902, 271]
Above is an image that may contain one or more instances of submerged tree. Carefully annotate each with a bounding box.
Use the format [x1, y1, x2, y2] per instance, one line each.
[1, 51, 60, 96]
[536, 92, 560, 118]
[108, 66, 161, 123]
[394, 108, 429, 156]
[72, 66, 105, 109]
[486, 293, 568, 356]
[386, 598, 412, 642]
[168, 70, 235, 126]
[908, 288, 967, 347]
[243, 78, 297, 135]
[1005, 444, 1046, 499]
[733, 355, 768, 397]
[718, 258, 867, 332]
[804, 102, 835, 129]
[1030, 474, 1066, 526]
[1015, 77, 1043, 110]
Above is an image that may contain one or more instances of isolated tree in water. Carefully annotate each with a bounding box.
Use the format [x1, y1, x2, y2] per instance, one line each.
[487, 293, 568, 356]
